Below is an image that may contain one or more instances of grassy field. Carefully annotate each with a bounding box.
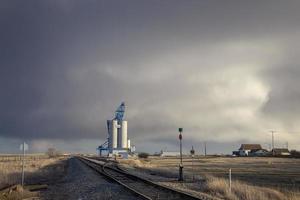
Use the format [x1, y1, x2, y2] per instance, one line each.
[0, 154, 48, 162]
[0, 154, 67, 192]
[119, 156, 300, 200]
[144, 156, 300, 189]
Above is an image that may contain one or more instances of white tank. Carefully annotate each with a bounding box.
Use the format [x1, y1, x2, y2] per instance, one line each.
[121, 121, 128, 148]
[127, 139, 131, 149]
[112, 120, 118, 148]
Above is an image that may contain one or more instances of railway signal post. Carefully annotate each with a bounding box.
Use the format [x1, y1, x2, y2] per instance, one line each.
[178, 128, 184, 181]
[190, 146, 195, 181]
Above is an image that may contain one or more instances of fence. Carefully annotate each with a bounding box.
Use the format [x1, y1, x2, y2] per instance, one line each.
[0, 155, 49, 162]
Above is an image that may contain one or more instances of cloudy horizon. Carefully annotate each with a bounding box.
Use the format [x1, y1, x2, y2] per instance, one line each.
[1, 1, 300, 154]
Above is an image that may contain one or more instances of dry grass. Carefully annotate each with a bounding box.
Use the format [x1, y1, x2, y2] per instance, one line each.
[117, 158, 153, 168]
[160, 175, 300, 200]
[204, 175, 294, 200]
[119, 157, 300, 200]
[0, 185, 38, 200]
[144, 156, 300, 189]
[0, 155, 65, 190]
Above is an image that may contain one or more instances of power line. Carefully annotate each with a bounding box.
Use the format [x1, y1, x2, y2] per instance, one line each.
[269, 130, 300, 134]
[267, 130, 299, 153]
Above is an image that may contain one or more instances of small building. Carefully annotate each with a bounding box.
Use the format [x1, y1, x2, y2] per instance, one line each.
[160, 151, 180, 157]
[272, 148, 290, 156]
[238, 144, 262, 156]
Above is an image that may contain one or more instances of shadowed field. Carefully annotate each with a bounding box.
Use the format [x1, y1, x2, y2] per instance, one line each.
[0, 154, 68, 200]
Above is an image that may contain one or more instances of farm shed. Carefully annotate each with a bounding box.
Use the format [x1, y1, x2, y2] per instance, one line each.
[272, 148, 290, 156]
[238, 144, 262, 156]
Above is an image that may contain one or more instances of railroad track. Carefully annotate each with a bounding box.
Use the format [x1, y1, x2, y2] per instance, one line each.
[78, 157, 208, 200]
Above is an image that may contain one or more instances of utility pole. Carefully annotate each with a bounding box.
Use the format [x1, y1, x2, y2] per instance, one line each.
[178, 128, 183, 181]
[204, 142, 207, 156]
[270, 130, 276, 156]
[229, 168, 232, 193]
[270, 130, 276, 148]
[190, 146, 195, 181]
[22, 142, 25, 187]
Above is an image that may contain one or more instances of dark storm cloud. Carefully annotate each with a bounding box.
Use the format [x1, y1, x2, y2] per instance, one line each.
[262, 63, 300, 128]
[1, 0, 300, 152]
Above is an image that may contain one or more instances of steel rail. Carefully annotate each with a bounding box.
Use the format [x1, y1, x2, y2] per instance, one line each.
[78, 157, 208, 200]
[78, 157, 150, 199]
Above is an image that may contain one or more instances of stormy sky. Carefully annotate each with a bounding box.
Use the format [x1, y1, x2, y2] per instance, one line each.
[1, 0, 300, 154]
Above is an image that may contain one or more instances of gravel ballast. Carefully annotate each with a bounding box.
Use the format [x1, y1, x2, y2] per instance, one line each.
[41, 158, 138, 200]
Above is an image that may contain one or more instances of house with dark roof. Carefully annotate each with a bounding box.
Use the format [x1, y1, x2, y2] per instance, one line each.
[238, 144, 262, 156]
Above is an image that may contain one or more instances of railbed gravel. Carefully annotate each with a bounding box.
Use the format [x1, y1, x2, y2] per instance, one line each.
[41, 158, 140, 200]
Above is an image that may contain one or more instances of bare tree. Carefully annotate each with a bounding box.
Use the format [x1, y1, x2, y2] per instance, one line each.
[46, 148, 57, 158]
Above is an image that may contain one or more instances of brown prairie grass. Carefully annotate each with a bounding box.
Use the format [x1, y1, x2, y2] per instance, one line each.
[119, 157, 300, 200]
[0, 156, 64, 190]
[117, 158, 153, 168]
[204, 175, 299, 200]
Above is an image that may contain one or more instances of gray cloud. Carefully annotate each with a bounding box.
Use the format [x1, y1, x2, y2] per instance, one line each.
[1, 1, 300, 153]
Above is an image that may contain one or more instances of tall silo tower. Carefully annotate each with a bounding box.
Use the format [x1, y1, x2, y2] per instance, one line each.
[106, 102, 130, 155]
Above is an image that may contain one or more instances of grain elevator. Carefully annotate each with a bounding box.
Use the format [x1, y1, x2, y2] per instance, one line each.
[107, 102, 131, 155]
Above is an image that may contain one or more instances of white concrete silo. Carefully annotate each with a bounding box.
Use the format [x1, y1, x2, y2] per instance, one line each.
[127, 139, 131, 150]
[104, 103, 133, 156]
[121, 121, 128, 148]
[112, 120, 118, 149]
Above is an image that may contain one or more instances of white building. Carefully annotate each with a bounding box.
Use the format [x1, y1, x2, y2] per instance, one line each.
[96, 102, 135, 157]
[160, 151, 180, 157]
[238, 144, 262, 156]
